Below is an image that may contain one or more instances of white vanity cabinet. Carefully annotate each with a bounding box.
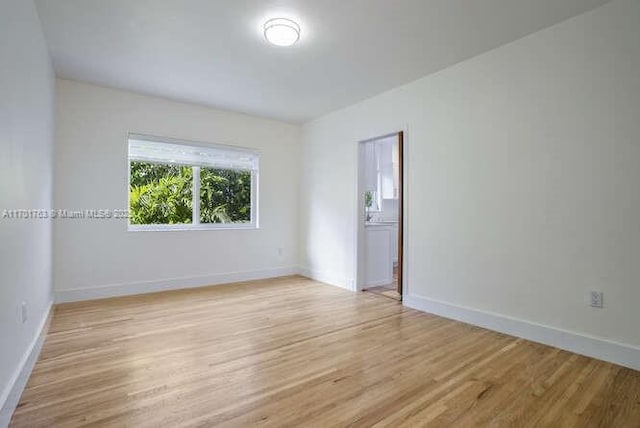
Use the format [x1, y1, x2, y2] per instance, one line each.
[364, 223, 394, 287]
[391, 224, 398, 264]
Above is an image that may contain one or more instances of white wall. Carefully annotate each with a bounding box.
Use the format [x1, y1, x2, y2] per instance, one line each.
[0, 0, 55, 412]
[301, 0, 640, 351]
[54, 80, 300, 300]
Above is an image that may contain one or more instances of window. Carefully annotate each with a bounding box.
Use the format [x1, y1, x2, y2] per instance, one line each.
[128, 134, 258, 231]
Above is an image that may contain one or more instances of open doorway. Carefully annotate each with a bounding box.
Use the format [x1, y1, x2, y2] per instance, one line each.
[357, 132, 404, 301]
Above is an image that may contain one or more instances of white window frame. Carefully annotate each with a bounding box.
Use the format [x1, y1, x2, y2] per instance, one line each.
[127, 133, 259, 232]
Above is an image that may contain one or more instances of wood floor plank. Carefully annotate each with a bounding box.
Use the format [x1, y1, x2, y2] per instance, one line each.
[9, 276, 640, 427]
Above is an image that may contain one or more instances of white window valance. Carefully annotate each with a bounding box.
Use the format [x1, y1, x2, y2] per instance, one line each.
[128, 134, 259, 171]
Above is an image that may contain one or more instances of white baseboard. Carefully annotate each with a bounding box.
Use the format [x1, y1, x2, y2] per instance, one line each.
[0, 302, 53, 428]
[403, 293, 640, 372]
[55, 266, 299, 303]
[298, 267, 354, 291]
[363, 279, 394, 288]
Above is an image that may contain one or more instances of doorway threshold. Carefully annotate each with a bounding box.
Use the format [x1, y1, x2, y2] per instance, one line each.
[363, 286, 401, 301]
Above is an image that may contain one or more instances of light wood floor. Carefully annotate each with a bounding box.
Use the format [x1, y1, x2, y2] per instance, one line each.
[11, 276, 640, 427]
[363, 285, 401, 301]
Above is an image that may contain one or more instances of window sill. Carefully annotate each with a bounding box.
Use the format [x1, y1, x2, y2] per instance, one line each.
[127, 223, 258, 232]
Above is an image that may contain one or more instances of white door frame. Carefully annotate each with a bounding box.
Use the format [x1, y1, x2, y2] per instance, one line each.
[354, 127, 409, 297]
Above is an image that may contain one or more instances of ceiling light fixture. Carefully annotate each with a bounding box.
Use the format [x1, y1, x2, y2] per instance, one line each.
[264, 18, 300, 47]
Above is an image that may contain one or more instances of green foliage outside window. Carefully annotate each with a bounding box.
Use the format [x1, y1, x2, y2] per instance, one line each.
[129, 162, 193, 224]
[129, 161, 251, 225]
[199, 167, 251, 224]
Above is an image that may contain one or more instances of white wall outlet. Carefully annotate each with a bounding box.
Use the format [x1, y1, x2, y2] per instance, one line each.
[277, 247, 283, 257]
[589, 291, 604, 308]
[21, 301, 28, 323]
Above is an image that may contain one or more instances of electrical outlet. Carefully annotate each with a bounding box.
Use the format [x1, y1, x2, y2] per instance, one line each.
[277, 247, 283, 257]
[589, 291, 603, 308]
[21, 301, 28, 323]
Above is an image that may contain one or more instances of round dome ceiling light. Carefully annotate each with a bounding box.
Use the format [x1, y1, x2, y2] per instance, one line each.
[264, 18, 301, 47]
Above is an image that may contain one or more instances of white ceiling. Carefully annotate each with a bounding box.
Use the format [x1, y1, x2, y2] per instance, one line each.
[35, 0, 610, 123]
